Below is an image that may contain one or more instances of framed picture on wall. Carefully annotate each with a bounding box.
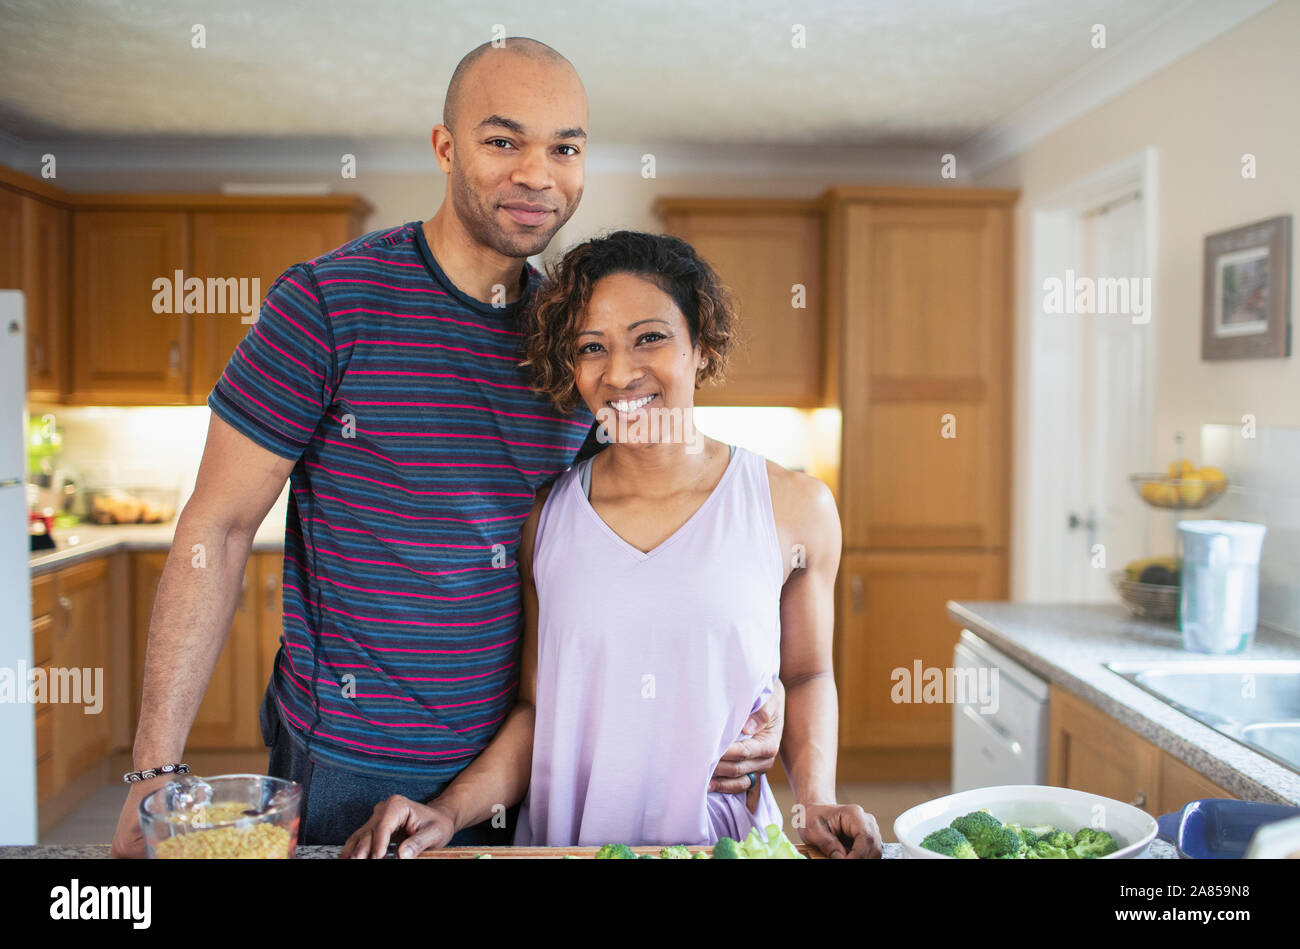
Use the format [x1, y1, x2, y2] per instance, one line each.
[1202, 214, 1291, 359]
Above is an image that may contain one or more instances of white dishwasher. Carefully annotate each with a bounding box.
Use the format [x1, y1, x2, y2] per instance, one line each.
[951, 629, 1050, 792]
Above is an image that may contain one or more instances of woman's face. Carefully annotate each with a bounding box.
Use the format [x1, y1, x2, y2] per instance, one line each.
[573, 271, 706, 444]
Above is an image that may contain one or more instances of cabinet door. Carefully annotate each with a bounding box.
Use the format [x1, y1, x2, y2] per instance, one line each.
[72, 211, 190, 403]
[0, 187, 20, 288]
[132, 552, 262, 749]
[190, 213, 350, 402]
[836, 550, 1004, 751]
[661, 206, 823, 406]
[840, 202, 1010, 548]
[50, 558, 112, 794]
[22, 196, 70, 402]
[1048, 684, 1160, 816]
[257, 551, 284, 690]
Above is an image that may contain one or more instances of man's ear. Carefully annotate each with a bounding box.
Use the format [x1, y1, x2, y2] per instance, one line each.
[431, 125, 455, 173]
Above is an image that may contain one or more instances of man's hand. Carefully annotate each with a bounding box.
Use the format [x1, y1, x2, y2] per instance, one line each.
[796, 803, 881, 859]
[340, 795, 457, 859]
[711, 679, 785, 813]
[110, 776, 176, 858]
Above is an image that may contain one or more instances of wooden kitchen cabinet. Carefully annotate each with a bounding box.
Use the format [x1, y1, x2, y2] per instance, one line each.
[0, 187, 22, 292]
[131, 551, 263, 749]
[836, 550, 1004, 775]
[831, 193, 1013, 550]
[30, 573, 55, 802]
[21, 196, 71, 402]
[189, 212, 352, 401]
[1048, 684, 1238, 816]
[0, 160, 372, 405]
[47, 558, 113, 797]
[72, 211, 191, 403]
[257, 551, 284, 689]
[655, 198, 824, 407]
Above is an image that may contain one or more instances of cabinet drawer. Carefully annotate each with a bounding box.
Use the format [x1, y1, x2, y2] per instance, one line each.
[32, 613, 53, 667]
[32, 573, 54, 618]
[35, 706, 53, 759]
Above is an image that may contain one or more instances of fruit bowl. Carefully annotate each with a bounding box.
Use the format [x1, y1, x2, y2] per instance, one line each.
[1129, 474, 1226, 510]
[1110, 570, 1179, 621]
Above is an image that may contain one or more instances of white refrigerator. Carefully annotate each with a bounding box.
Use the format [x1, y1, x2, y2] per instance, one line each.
[0, 290, 36, 844]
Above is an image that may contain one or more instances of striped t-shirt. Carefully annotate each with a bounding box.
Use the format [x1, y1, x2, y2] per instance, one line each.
[208, 221, 594, 780]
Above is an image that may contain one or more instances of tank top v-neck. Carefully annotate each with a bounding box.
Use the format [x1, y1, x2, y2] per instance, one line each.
[514, 445, 785, 846]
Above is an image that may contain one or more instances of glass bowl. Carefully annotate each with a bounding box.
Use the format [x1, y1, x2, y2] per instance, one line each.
[139, 774, 302, 859]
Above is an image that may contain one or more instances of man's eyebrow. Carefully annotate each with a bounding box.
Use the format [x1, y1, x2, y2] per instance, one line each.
[477, 114, 525, 134]
[476, 114, 587, 140]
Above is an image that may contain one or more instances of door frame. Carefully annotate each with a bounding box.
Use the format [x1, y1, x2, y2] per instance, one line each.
[1021, 147, 1158, 600]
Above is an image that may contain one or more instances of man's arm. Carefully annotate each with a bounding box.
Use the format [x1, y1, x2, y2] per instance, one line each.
[110, 414, 295, 857]
[340, 489, 548, 858]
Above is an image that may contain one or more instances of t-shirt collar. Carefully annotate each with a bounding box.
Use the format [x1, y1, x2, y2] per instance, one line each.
[411, 220, 537, 318]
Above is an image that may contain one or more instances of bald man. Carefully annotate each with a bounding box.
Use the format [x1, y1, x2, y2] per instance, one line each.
[112, 38, 783, 857]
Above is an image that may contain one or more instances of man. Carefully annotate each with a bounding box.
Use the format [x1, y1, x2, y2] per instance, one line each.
[111, 37, 782, 857]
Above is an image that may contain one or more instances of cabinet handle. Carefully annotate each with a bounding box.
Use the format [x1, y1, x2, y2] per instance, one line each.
[1130, 790, 1147, 808]
[850, 575, 864, 612]
[264, 574, 278, 610]
[168, 341, 180, 374]
[33, 342, 45, 371]
[57, 595, 72, 637]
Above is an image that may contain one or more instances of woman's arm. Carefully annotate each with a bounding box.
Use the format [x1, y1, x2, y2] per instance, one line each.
[340, 490, 547, 858]
[771, 465, 882, 858]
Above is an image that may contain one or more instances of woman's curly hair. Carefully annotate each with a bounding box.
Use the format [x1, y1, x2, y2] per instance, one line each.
[520, 230, 736, 414]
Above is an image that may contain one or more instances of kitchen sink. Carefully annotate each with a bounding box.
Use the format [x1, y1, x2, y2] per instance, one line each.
[1105, 660, 1300, 774]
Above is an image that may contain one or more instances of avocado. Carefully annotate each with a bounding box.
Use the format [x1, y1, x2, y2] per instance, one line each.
[1138, 564, 1179, 587]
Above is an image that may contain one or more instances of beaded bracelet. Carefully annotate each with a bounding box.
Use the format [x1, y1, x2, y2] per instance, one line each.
[122, 763, 191, 784]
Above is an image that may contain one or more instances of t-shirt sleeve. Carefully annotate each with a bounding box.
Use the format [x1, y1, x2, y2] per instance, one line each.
[207, 264, 335, 461]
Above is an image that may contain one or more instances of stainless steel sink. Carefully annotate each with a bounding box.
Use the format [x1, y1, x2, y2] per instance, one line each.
[1105, 660, 1300, 774]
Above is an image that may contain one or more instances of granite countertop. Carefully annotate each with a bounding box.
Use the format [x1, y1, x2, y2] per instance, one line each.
[30, 521, 286, 576]
[0, 841, 1182, 859]
[948, 600, 1300, 806]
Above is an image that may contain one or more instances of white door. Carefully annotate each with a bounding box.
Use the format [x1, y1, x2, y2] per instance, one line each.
[1025, 159, 1155, 602]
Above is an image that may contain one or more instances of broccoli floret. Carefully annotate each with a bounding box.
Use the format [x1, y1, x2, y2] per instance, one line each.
[1007, 823, 1039, 848]
[920, 826, 978, 859]
[594, 843, 637, 859]
[738, 825, 806, 859]
[711, 837, 743, 859]
[975, 824, 1026, 859]
[1072, 828, 1119, 858]
[638, 853, 656, 859]
[1026, 840, 1070, 859]
[659, 845, 692, 859]
[1038, 828, 1076, 850]
[950, 810, 1004, 853]
[691, 850, 711, 859]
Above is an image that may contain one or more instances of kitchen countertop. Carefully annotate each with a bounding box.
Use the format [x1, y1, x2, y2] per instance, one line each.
[948, 600, 1300, 806]
[29, 521, 286, 576]
[0, 841, 1181, 858]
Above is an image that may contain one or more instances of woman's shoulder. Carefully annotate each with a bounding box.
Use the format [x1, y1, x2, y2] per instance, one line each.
[757, 455, 839, 532]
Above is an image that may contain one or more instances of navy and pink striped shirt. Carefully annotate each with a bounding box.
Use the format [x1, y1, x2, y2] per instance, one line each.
[208, 221, 593, 779]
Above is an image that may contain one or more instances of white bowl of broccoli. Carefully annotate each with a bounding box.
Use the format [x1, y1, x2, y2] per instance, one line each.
[894, 785, 1159, 859]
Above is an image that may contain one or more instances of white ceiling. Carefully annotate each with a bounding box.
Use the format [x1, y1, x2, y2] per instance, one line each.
[0, 0, 1272, 171]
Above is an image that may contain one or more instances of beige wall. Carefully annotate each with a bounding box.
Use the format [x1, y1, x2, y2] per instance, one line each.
[974, 0, 1298, 597]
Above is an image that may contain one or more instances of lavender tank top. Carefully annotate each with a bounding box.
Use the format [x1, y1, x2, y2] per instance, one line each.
[514, 445, 785, 846]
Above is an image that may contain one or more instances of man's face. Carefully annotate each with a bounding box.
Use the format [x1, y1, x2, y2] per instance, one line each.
[445, 55, 587, 259]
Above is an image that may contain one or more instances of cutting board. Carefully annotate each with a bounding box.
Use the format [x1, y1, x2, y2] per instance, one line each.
[419, 844, 822, 859]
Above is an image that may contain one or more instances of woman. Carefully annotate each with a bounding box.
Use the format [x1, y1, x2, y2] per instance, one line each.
[345, 231, 879, 858]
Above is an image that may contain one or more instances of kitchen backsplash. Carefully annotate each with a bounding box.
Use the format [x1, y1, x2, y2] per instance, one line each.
[29, 403, 841, 531]
[1201, 423, 1300, 639]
